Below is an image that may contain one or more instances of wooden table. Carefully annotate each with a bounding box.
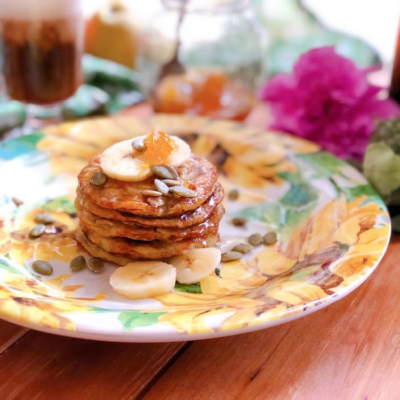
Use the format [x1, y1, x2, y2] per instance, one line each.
[1, 105, 399, 400]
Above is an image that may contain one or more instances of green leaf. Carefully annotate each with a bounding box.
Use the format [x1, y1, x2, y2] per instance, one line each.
[283, 206, 315, 229]
[363, 143, 400, 198]
[342, 184, 382, 204]
[277, 170, 304, 185]
[118, 311, 166, 332]
[391, 214, 400, 233]
[280, 183, 318, 207]
[230, 202, 283, 228]
[0, 132, 44, 160]
[288, 265, 321, 281]
[0, 256, 25, 276]
[42, 197, 76, 214]
[174, 282, 202, 294]
[278, 173, 319, 232]
[297, 151, 347, 177]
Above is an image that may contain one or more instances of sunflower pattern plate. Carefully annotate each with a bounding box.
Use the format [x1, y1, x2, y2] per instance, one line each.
[0, 115, 390, 342]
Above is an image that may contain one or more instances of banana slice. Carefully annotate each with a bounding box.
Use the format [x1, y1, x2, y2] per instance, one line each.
[100, 135, 191, 182]
[110, 261, 176, 299]
[100, 139, 152, 182]
[170, 248, 221, 284]
[165, 136, 191, 167]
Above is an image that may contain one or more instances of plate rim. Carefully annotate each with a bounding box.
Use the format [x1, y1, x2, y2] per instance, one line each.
[0, 118, 391, 342]
[0, 235, 389, 342]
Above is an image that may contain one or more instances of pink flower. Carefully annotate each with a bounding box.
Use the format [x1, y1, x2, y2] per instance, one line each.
[259, 47, 400, 160]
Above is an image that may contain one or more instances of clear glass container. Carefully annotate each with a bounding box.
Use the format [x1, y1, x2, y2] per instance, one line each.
[138, 0, 267, 120]
[0, 0, 84, 130]
[390, 20, 400, 104]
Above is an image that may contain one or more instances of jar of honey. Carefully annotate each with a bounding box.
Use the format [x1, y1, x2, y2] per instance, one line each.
[138, 0, 267, 120]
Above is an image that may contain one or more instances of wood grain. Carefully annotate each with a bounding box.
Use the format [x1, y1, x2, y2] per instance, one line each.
[143, 236, 400, 400]
[0, 320, 28, 355]
[0, 331, 187, 400]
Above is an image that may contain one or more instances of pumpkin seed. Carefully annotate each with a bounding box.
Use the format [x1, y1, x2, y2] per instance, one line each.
[165, 166, 179, 179]
[221, 251, 243, 262]
[228, 189, 239, 201]
[32, 260, 53, 275]
[12, 197, 23, 206]
[142, 190, 163, 197]
[150, 165, 177, 180]
[91, 172, 107, 186]
[169, 186, 197, 198]
[232, 217, 247, 227]
[248, 233, 262, 246]
[131, 137, 147, 152]
[263, 232, 277, 245]
[154, 179, 170, 195]
[70, 255, 86, 272]
[34, 213, 56, 225]
[162, 179, 181, 187]
[232, 243, 253, 254]
[29, 224, 46, 238]
[88, 258, 104, 274]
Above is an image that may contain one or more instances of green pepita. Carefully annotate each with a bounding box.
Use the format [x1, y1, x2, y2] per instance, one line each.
[228, 189, 239, 201]
[248, 233, 262, 246]
[150, 165, 177, 180]
[131, 137, 147, 152]
[29, 224, 46, 238]
[91, 172, 107, 186]
[232, 243, 253, 254]
[32, 260, 53, 275]
[34, 213, 56, 225]
[263, 232, 277, 245]
[70, 255, 86, 272]
[142, 190, 163, 197]
[169, 186, 197, 198]
[221, 251, 243, 262]
[162, 179, 181, 187]
[232, 217, 247, 227]
[154, 179, 170, 195]
[88, 258, 104, 274]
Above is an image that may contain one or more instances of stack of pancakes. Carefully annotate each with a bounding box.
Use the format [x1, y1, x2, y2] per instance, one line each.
[75, 154, 224, 266]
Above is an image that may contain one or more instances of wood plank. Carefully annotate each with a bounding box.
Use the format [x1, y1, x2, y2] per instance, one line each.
[0, 331, 187, 400]
[0, 320, 28, 355]
[143, 237, 400, 400]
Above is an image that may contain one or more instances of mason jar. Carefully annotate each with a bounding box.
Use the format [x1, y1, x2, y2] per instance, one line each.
[138, 0, 267, 120]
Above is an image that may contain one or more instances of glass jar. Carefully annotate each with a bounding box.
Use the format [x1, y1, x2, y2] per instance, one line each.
[390, 20, 400, 103]
[138, 0, 267, 120]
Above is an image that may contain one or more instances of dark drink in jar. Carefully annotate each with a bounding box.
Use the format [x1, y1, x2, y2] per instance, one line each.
[390, 22, 400, 104]
[0, 0, 83, 105]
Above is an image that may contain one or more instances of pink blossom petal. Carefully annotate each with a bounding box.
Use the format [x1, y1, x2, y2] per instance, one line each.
[259, 46, 400, 160]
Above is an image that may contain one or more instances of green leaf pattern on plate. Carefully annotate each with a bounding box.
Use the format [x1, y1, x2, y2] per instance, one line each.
[118, 311, 167, 332]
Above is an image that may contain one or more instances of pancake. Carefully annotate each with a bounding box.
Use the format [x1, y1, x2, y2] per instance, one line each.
[76, 228, 134, 266]
[80, 226, 219, 259]
[76, 182, 224, 228]
[78, 154, 217, 217]
[76, 200, 224, 242]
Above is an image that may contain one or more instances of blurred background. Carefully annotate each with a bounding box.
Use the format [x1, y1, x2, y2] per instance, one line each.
[1, 0, 400, 133]
[83, 0, 400, 75]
